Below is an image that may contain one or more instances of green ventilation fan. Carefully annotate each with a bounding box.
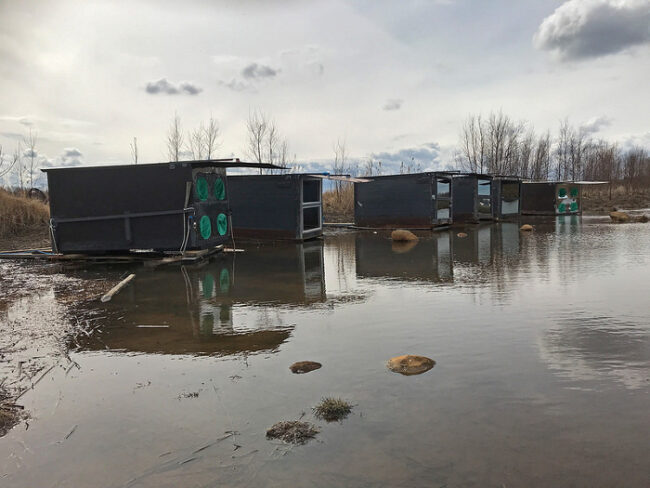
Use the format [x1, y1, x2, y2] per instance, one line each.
[214, 178, 226, 200]
[570, 187, 578, 197]
[199, 215, 212, 239]
[196, 176, 209, 201]
[570, 201, 579, 212]
[558, 188, 567, 198]
[558, 203, 566, 213]
[216, 213, 228, 236]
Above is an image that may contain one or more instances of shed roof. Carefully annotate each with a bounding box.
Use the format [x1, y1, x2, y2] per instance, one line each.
[41, 158, 285, 173]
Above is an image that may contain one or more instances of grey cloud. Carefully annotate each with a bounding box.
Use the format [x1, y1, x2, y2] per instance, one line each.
[62, 147, 82, 158]
[23, 148, 38, 158]
[383, 99, 403, 111]
[217, 79, 255, 92]
[370, 142, 442, 173]
[580, 115, 613, 134]
[241, 63, 278, 80]
[534, 0, 650, 61]
[145, 78, 202, 95]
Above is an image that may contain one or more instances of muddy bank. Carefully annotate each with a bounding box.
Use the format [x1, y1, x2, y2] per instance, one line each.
[0, 261, 124, 436]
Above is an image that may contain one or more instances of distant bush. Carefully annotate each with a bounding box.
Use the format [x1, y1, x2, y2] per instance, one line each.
[0, 188, 50, 237]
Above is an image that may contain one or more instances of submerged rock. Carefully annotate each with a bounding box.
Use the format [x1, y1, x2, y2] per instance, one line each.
[391, 229, 418, 242]
[456, 232, 468, 238]
[387, 355, 435, 376]
[520, 224, 534, 231]
[313, 397, 353, 422]
[289, 361, 322, 374]
[266, 421, 319, 444]
[609, 211, 631, 223]
[392, 240, 418, 254]
[610, 211, 649, 223]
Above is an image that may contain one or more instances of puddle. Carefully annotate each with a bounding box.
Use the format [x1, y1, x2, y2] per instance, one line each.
[0, 220, 649, 487]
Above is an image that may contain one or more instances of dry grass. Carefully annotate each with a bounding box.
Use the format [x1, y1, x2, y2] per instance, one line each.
[0, 189, 50, 238]
[313, 397, 353, 422]
[323, 185, 354, 222]
[266, 420, 319, 444]
[581, 186, 650, 213]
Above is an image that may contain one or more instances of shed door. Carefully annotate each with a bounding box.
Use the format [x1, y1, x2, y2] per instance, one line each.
[433, 176, 451, 223]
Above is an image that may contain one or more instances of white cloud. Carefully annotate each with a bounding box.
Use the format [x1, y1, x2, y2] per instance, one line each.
[534, 0, 650, 61]
[580, 115, 613, 134]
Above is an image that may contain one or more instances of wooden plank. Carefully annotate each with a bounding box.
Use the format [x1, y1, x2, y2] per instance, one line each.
[101, 274, 136, 302]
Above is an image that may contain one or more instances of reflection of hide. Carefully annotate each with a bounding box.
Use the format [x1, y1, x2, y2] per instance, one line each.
[227, 241, 326, 304]
[452, 226, 493, 264]
[355, 233, 453, 282]
[77, 243, 325, 355]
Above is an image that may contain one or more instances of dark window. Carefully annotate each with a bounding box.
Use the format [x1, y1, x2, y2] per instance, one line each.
[303, 179, 321, 203]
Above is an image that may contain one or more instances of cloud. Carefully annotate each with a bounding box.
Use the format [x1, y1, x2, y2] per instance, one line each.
[383, 99, 403, 111]
[60, 147, 83, 167]
[580, 115, 613, 134]
[217, 79, 255, 92]
[534, 0, 650, 61]
[241, 63, 278, 80]
[23, 148, 38, 158]
[145, 78, 203, 95]
[62, 147, 82, 158]
[369, 142, 442, 173]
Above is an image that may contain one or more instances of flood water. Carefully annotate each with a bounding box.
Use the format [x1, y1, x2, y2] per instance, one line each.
[1, 217, 649, 487]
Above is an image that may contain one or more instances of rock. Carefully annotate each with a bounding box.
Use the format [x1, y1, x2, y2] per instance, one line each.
[520, 224, 533, 231]
[289, 361, 322, 374]
[609, 211, 631, 223]
[392, 240, 418, 254]
[634, 214, 649, 223]
[387, 355, 435, 376]
[266, 421, 319, 444]
[456, 232, 468, 238]
[391, 229, 418, 242]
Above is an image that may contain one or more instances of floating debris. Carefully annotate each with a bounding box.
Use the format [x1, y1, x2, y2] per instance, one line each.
[456, 232, 468, 238]
[289, 361, 322, 374]
[387, 355, 435, 376]
[266, 421, 319, 444]
[520, 224, 534, 231]
[313, 397, 353, 422]
[390, 229, 418, 242]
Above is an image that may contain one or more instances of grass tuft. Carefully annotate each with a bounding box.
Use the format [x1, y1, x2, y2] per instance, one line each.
[313, 397, 353, 422]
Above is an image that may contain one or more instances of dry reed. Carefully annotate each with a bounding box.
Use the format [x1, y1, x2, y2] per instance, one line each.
[0, 189, 50, 237]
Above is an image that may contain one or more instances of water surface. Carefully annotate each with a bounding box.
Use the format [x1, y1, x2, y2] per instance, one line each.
[1, 218, 649, 487]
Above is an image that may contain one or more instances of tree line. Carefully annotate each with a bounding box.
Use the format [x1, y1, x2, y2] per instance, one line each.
[455, 111, 650, 188]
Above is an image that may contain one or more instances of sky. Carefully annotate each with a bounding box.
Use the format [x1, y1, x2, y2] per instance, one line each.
[1, 0, 649, 185]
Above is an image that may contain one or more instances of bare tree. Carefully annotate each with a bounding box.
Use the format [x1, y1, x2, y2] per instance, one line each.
[246, 109, 268, 173]
[188, 123, 206, 160]
[130, 137, 138, 164]
[166, 113, 184, 162]
[332, 139, 347, 201]
[204, 115, 220, 159]
[23, 129, 38, 188]
[245, 109, 292, 173]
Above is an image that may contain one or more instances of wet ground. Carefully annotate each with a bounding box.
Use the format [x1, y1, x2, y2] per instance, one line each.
[0, 217, 649, 487]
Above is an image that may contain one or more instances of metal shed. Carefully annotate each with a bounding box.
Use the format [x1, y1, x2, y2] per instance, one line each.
[227, 174, 323, 241]
[353, 172, 453, 229]
[491, 176, 522, 220]
[42, 159, 279, 254]
[521, 181, 582, 215]
[451, 173, 494, 224]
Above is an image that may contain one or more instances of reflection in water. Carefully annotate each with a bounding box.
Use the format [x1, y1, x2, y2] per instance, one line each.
[79, 242, 327, 356]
